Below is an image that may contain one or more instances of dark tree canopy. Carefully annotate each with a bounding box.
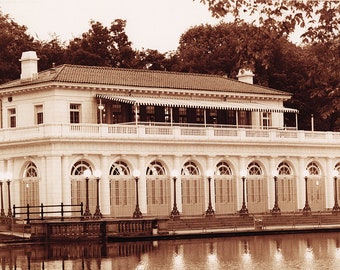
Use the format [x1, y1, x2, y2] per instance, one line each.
[197, 0, 340, 43]
[0, 11, 35, 83]
[0, 7, 338, 130]
[176, 22, 339, 131]
[65, 20, 136, 67]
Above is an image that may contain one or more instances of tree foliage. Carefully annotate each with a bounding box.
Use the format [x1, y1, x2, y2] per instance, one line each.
[197, 0, 340, 42]
[0, 7, 338, 130]
[0, 11, 35, 83]
[305, 38, 340, 131]
[65, 19, 136, 67]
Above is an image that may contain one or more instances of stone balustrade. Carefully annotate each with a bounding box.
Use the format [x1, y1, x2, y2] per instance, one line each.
[0, 123, 338, 144]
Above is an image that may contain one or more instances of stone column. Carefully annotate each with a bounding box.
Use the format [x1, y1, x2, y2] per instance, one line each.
[39, 156, 47, 204]
[137, 155, 147, 214]
[237, 156, 247, 211]
[207, 156, 215, 210]
[45, 156, 62, 206]
[326, 158, 335, 209]
[6, 159, 17, 208]
[173, 155, 182, 212]
[61, 155, 71, 206]
[298, 157, 306, 210]
[100, 155, 110, 215]
[268, 157, 277, 210]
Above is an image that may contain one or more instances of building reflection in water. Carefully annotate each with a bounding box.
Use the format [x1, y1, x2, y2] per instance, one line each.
[335, 239, 340, 260]
[172, 244, 184, 270]
[206, 242, 218, 269]
[241, 240, 252, 267]
[1, 233, 340, 269]
[274, 240, 283, 264]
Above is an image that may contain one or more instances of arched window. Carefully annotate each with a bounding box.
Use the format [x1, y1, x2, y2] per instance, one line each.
[109, 160, 133, 217]
[306, 161, 323, 209]
[215, 161, 234, 210]
[21, 161, 39, 206]
[277, 161, 294, 205]
[216, 161, 232, 175]
[24, 161, 38, 177]
[146, 161, 168, 214]
[70, 160, 94, 215]
[335, 162, 340, 174]
[71, 160, 91, 176]
[246, 161, 265, 210]
[277, 162, 292, 176]
[110, 161, 130, 176]
[306, 162, 320, 175]
[247, 162, 262, 176]
[181, 161, 200, 175]
[146, 161, 166, 175]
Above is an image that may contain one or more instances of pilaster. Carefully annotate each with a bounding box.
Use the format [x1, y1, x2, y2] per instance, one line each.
[100, 155, 110, 215]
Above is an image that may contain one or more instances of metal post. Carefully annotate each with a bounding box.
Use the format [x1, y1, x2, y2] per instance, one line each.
[0, 182, 5, 218]
[239, 176, 249, 216]
[61, 202, 64, 221]
[7, 180, 12, 218]
[205, 176, 215, 216]
[133, 176, 142, 219]
[83, 176, 92, 218]
[303, 175, 311, 215]
[332, 175, 340, 213]
[40, 203, 44, 220]
[170, 176, 180, 219]
[26, 204, 30, 224]
[93, 177, 102, 219]
[271, 176, 281, 215]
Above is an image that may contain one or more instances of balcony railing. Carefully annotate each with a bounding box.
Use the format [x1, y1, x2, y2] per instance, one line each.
[0, 123, 339, 144]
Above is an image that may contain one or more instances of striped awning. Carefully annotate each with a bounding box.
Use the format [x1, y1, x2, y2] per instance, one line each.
[96, 94, 299, 113]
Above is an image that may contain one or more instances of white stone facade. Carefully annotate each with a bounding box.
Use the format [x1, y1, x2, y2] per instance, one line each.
[0, 52, 338, 219]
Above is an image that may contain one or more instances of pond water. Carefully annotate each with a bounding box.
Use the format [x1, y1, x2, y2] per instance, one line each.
[1, 232, 340, 269]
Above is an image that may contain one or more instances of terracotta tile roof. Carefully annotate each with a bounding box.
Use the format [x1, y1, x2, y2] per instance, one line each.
[0, 64, 290, 96]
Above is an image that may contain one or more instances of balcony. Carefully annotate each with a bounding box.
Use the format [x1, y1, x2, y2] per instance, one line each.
[0, 123, 339, 144]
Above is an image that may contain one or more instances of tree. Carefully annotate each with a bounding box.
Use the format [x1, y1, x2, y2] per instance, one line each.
[134, 49, 168, 70]
[0, 11, 35, 83]
[196, 0, 340, 43]
[176, 22, 306, 84]
[176, 21, 339, 131]
[304, 38, 340, 131]
[65, 19, 136, 68]
[35, 35, 67, 71]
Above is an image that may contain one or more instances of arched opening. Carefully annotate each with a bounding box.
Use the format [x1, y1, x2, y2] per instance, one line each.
[146, 160, 170, 216]
[181, 161, 204, 215]
[109, 160, 134, 217]
[246, 161, 267, 213]
[214, 161, 236, 214]
[277, 161, 296, 212]
[306, 161, 324, 211]
[20, 161, 40, 208]
[70, 160, 96, 215]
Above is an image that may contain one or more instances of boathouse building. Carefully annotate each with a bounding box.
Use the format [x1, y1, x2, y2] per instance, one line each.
[0, 51, 339, 218]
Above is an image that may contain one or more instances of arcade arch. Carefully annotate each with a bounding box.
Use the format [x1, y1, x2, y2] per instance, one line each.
[276, 161, 296, 211]
[109, 160, 134, 217]
[70, 160, 97, 215]
[214, 161, 236, 214]
[146, 160, 170, 216]
[20, 161, 39, 207]
[246, 161, 267, 213]
[181, 161, 204, 215]
[306, 161, 324, 211]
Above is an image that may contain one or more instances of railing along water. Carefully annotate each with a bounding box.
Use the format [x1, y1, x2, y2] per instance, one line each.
[13, 202, 84, 223]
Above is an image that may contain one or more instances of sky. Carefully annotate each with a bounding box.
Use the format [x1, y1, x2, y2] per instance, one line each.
[0, 0, 222, 53]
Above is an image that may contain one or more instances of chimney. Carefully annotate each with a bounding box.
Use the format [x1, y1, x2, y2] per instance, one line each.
[236, 68, 254, 84]
[19, 51, 39, 80]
